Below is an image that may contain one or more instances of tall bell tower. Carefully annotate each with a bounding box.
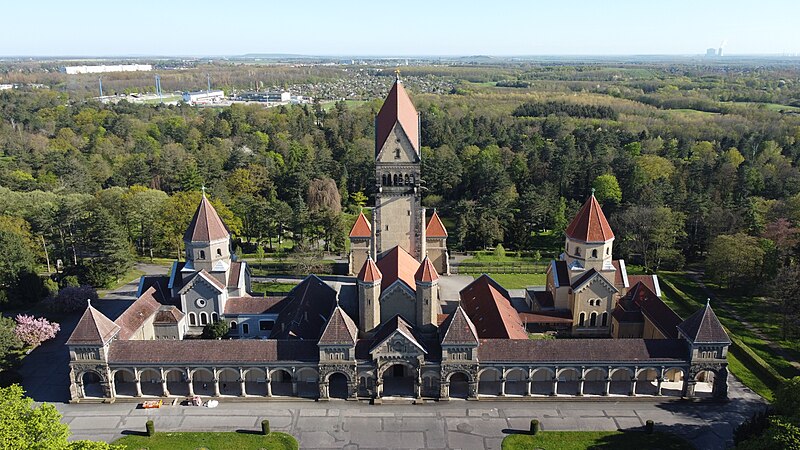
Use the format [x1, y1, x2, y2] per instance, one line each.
[373, 72, 424, 259]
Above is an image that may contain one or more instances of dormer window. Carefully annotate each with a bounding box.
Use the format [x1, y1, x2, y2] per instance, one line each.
[217, 248, 222, 256]
[591, 249, 598, 258]
[395, 148, 401, 159]
[199, 250, 206, 259]
[575, 247, 581, 257]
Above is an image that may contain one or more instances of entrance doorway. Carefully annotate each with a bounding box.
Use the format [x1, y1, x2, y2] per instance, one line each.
[382, 364, 415, 397]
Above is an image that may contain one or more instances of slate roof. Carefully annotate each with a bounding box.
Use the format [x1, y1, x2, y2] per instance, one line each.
[531, 290, 554, 309]
[518, 310, 574, 325]
[183, 194, 230, 242]
[677, 302, 731, 344]
[115, 287, 162, 340]
[357, 257, 383, 283]
[269, 275, 338, 340]
[415, 256, 440, 283]
[570, 268, 618, 293]
[375, 79, 419, 155]
[181, 270, 226, 294]
[137, 275, 174, 305]
[66, 303, 121, 346]
[108, 339, 319, 364]
[425, 210, 448, 238]
[459, 275, 528, 340]
[224, 296, 288, 315]
[375, 246, 419, 292]
[349, 212, 372, 238]
[630, 283, 681, 338]
[369, 315, 427, 354]
[440, 306, 479, 346]
[153, 306, 184, 324]
[477, 338, 687, 363]
[627, 274, 660, 296]
[565, 194, 614, 242]
[318, 307, 359, 346]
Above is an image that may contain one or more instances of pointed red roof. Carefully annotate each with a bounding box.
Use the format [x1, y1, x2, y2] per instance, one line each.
[357, 257, 383, 283]
[459, 275, 528, 340]
[375, 79, 419, 156]
[319, 307, 358, 346]
[441, 306, 479, 345]
[425, 210, 448, 238]
[66, 303, 121, 345]
[415, 256, 440, 283]
[183, 195, 230, 242]
[349, 212, 372, 238]
[375, 246, 420, 291]
[565, 194, 614, 242]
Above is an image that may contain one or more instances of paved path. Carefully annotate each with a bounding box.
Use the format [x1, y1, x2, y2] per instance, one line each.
[687, 271, 800, 371]
[58, 377, 764, 449]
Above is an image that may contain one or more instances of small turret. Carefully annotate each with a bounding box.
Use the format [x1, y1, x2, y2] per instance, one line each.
[357, 257, 382, 332]
[415, 256, 441, 331]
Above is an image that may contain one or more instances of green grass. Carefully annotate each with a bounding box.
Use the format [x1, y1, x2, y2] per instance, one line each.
[478, 273, 547, 289]
[252, 281, 297, 295]
[98, 268, 146, 293]
[136, 257, 175, 267]
[727, 349, 775, 402]
[113, 431, 298, 450]
[502, 431, 691, 450]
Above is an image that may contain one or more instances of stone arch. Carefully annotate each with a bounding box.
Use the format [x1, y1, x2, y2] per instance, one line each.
[582, 367, 607, 395]
[693, 368, 718, 398]
[609, 367, 633, 395]
[381, 362, 416, 397]
[579, 312, 585, 327]
[297, 367, 319, 398]
[358, 370, 375, 397]
[328, 372, 349, 399]
[556, 367, 580, 395]
[270, 368, 294, 396]
[504, 368, 528, 396]
[478, 367, 502, 396]
[188, 312, 197, 326]
[243, 368, 267, 396]
[164, 368, 189, 396]
[138, 368, 162, 397]
[447, 371, 470, 398]
[199, 312, 209, 326]
[590, 312, 598, 327]
[601, 312, 608, 327]
[421, 370, 439, 397]
[635, 367, 660, 395]
[191, 367, 215, 396]
[112, 368, 136, 397]
[531, 368, 555, 395]
[661, 368, 685, 397]
[81, 370, 105, 398]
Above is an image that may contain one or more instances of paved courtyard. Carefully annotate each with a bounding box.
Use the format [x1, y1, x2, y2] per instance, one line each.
[57, 379, 765, 449]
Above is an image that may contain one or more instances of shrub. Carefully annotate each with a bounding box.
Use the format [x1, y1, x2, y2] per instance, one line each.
[145, 420, 154, 437]
[61, 275, 80, 288]
[46, 286, 99, 313]
[202, 320, 230, 339]
[645, 420, 654, 434]
[530, 419, 539, 435]
[493, 244, 506, 259]
[261, 419, 270, 435]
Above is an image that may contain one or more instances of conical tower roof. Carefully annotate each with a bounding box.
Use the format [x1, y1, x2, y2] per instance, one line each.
[318, 306, 358, 346]
[357, 256, 383, 283]
[415, 256, 440, 283]
[66, 302, 120, 345]
[565, 193, 614, 242]
[349, 212, 372, 238]
[425, 210, 448, 238]
[441, 306, 479, 345]
[375, 77, 419, 156]
[677, 301, 730, 344]
[183, 194, 230, 242]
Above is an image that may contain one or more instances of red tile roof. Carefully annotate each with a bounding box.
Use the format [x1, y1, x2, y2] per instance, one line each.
[415, 256, 440, 283]
[375, 80, 419, 156]
[425, 210, 448, 238]
[565, 194, 614, 243]
[357, 257, 383, 283]
[66, 303, 120, 345]
[108, 339, 319, 364]
[628, 274, 658, 295]
[375, 246, 420, 292]
[115, 287, 162, 340]
[459, 275, 528, 340]
[319, 307, 358, 346]
[183, 195, 230, 242]
[349, 212, 372, 238]
[477, 338, 687, 363]
[518, 311, 574, 325]
[440, 306, 479, 345]
[677, 302, 731, 344]
[630, 283, 681, 338]
[227, 261, 242, 288]
[224, 296, 287, 315]
[153, 306, 184, 324]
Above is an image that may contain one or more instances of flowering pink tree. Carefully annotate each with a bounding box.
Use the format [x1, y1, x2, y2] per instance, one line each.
[14, 315, 60, 348]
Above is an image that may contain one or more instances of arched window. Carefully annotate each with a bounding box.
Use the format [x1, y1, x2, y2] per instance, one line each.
[394, 148, 401, 159]
[230, 321, 238, 331]
[393, 174, 398, 185]
[601, 312, 608, 327]
[606, 247, 610, 255]
[404, 174, 410, 185]
[188, 312, 197, 326]
[199, 312, 208, 326]
[589, 299, 594, 306]
[591, 249, 598, 258]
[596, 299, 602, 307]
[217, 248, 222, 256]
[575, 247, 581, 256]
[382, 174, 387, 185]
[579, 313, 585, 327]
[211, 312, 218, 323]
[590, 312, 597, 327]
[199, 250, 206, 260]
[242, 323, 249, 335]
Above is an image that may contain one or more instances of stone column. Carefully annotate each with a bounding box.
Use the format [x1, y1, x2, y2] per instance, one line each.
[213, 378, 221, 397]
[468, 381, 478, 399]
[416, 366, 422, 399]
[440, 381, 450, 400]
[239, 368, 246, 397]
[499, 375, 506, 397]
[319, 381, 329, 400]
[603, 377, 611, 396]
[713, 367, 728, 399]
[265, 370, 272, 397]
[135, 377, 143, 397]
[577, 368, 585, 397]
[551, 376, 558, 396]
[187, 368, 195, 396]
[525, 375, 532, 397]
[292, 380, 298, 396]
[160, 368, 169, 397]
[376, 376, 384, 398]
[629, 376, 636, 396]
[656, 377, 663, 396]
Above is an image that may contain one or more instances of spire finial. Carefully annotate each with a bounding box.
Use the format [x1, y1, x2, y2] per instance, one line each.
[395, 68, 401, 82]
[706, 298, 711, 306]
[591, 187, 596, 196]
[201, 185, 206, 198]
[87, 298, 92, 308]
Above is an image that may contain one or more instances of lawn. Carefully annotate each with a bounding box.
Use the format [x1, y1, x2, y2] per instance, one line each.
[98, 267, 146, 293]
[478, 273, 547, 289]
[113, 431, 298, 450]
[251, 281, 297, 295]
[502, 431, 691, 450]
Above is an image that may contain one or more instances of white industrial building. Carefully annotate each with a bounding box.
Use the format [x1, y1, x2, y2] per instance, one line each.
[183, 90, 226, 104]
[62, 64, 153, 75]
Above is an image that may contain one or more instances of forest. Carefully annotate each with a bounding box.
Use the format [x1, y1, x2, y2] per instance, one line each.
[0, 61, 798, 310]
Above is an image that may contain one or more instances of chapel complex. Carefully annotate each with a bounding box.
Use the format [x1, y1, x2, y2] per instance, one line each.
[67, 76, 730, 404]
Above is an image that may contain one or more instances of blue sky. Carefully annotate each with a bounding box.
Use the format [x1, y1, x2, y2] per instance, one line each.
[3, 0, 799, 56]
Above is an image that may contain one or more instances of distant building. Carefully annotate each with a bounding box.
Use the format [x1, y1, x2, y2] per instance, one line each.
[706, 48, 718, 57]
[182, 90, 225, 104]
[237, 91, 291, 103]
[62, 64, 153, 75]
[0, 84, 13, 90]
